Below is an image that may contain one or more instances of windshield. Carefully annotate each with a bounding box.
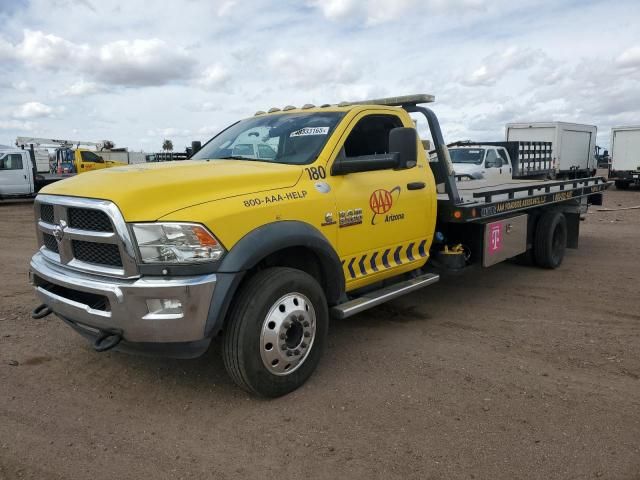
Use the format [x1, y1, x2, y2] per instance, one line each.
[192, 112, 345, 165]
[449, 148, 485, 165]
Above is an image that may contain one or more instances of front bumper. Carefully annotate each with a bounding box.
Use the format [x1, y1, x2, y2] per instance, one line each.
[29, 252, 217, 348]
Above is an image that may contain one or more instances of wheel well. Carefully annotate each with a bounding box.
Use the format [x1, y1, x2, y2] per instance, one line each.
[250, 246, 334, 301]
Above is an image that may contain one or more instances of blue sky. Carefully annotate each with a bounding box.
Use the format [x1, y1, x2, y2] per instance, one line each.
[1, 0, 639, 151]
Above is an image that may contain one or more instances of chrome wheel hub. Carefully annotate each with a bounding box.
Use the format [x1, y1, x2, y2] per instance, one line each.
[260, 292, 316, 376]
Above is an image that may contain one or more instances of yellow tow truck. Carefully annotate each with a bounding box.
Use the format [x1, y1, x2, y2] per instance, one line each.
[28, 95, 609, 396]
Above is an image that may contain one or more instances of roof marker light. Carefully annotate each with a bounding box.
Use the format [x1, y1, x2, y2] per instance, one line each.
[302, 104, 315, 109]
[268, 107, 281, 113]
[283, 105, 296, 111]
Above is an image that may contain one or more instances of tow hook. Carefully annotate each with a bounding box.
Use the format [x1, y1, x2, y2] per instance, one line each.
[93, 331, 122, 352]
[32, 304, 53, 319]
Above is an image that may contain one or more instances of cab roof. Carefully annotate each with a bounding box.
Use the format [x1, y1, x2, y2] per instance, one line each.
[253, 94, 435, 116]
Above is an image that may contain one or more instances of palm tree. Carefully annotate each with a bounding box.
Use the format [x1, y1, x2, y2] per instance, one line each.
[162, 139, 173, 160]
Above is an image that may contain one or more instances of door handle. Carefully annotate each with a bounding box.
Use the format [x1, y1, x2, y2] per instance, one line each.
[407, 182, 426, 190]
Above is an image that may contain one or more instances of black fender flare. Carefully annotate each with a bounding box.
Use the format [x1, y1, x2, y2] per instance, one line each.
[205, 221, 344, 337]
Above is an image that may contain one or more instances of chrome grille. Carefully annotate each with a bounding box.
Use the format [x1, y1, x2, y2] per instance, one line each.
[35, 195, 138, 278]
[43, 233, 59, 253]
[72, 240, 122, 267]
[40, 204, 54, 223]
[68, 208, 113, 232]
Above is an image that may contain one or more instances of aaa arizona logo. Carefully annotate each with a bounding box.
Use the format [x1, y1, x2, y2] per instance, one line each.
[369, 186, 403, 225]
[369, 189, 393, 214]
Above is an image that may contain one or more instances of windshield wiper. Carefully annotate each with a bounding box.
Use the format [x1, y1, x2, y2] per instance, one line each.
[217, 155, 259, 161]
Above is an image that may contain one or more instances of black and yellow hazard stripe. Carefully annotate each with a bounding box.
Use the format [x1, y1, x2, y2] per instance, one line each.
[342, 239, 429, 280]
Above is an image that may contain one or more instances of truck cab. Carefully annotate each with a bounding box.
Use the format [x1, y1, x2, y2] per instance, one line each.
[0, 149, 33, 196]
[449, 145, 512, 182]
[55, 148, 126, 174]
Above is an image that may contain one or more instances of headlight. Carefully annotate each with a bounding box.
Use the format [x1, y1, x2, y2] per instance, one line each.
[132, 223, 225, 264]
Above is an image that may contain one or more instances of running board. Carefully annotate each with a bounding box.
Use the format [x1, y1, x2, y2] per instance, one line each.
[331, 273, 440, 319]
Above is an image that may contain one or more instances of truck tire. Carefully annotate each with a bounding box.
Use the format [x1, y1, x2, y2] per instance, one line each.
[615, 180, 629, 190]
[534, 211, 567, 269]
[222, 267, 328, 397]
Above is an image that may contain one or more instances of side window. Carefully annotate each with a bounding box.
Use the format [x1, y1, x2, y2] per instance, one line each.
[232, 144, 256, 157]
[0, 154, 24, 170]
[497, 148, 509, 165]
[343, 114, 403, 159]
[257, 144, 276, 160]
[485, 149, 500, 167]
[81, 151, 104, 163]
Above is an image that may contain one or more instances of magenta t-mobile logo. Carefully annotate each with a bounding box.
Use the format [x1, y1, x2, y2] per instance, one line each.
[489, 223, 502, 253]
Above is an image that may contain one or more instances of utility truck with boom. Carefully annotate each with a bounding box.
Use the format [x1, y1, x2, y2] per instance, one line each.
[16, 137, 126, 174]
[28, 95, 609, 396]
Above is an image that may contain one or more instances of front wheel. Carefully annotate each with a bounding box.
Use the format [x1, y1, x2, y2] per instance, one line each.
[222, 267, 328, 397]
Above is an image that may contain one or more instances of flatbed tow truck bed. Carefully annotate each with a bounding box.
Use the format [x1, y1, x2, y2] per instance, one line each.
[436, 176, 609, 222]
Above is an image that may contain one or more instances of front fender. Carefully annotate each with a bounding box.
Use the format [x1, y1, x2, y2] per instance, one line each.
[205, 221, 344, 337]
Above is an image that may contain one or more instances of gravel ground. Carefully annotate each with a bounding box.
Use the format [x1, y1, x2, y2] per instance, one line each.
[1, 189, 639, 480]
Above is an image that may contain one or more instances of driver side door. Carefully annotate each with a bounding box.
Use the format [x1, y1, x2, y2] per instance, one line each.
[329, 111, 432, 291]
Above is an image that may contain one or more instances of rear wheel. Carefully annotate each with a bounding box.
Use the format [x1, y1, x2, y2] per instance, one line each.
[534, 211, 567, 269]
[222, 267, 328, 397]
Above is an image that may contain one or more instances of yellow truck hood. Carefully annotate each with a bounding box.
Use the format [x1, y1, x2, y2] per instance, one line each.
[41, 159, 303, 221]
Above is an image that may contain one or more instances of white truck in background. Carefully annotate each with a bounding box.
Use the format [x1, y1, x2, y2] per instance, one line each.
[0, 146, 68, 199]
[448, 141, 552, 182]
[610, 126, 640, 189]
[505, 122, 597, 178]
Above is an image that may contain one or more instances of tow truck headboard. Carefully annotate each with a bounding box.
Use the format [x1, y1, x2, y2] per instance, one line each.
[403, 103, 461, 205]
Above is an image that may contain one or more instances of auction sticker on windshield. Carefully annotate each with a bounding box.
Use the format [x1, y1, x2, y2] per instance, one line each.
[290, 127, 330, 137]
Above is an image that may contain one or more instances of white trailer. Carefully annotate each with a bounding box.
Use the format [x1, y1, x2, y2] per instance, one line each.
[98, 150, 147, 164]
[610, 126, 640, 189]
[505, 122, 597, 178]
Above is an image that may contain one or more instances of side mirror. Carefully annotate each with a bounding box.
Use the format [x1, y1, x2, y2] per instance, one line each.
[389, 127, 417, 169]
[332, 148, 398, 175]
[191, 141, 202, 155]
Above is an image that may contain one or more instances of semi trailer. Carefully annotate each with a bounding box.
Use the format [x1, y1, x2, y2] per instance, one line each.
[28, 94, 609, 396]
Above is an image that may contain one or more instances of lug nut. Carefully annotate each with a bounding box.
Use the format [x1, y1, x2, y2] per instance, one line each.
[301, 342, 307, 348]
[286, 351, 293, 357]
[303, 321, 310, 327]
[284, 322, 291, 328]
[294, 349, 300, 356]
[279, 333, 286, 340]
[304, 331, 311, 338]
[281, 344, 287, 350]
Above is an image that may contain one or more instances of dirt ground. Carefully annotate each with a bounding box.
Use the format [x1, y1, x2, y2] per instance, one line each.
[1, 189, 639, 480]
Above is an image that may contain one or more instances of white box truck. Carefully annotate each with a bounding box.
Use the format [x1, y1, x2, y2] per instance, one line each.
[505, 122, 597, 178]
[610, 126, 640, 189]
